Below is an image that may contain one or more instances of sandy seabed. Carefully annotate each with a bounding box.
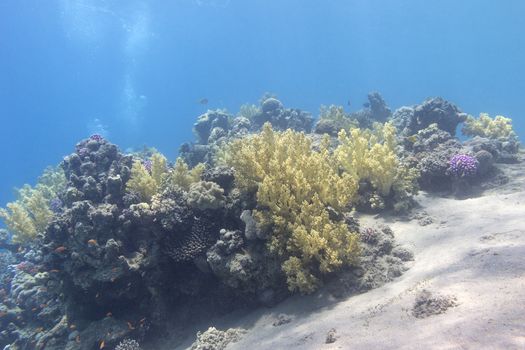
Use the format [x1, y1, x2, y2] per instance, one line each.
[169, 153, 525, 350]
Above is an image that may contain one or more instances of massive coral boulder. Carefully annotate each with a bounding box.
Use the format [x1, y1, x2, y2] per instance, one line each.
[62, 135, 133, 206]
[406, 124, 502, 194]
[406, 124, 463, 192]
[463, 136, 520, 164]
[193, 110, 231, 145]
[252, 97, 313, 132]
[392, 97, 467, 136]
[206, 229, 286, 305]
[349, 92, 392, 129]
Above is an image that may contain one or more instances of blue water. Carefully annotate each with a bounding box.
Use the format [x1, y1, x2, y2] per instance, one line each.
[1, 0, 524, 208]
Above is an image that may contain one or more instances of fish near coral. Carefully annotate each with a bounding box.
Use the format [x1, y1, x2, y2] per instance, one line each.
[87, 239, 98, 246]
[54, 246, 67, 253]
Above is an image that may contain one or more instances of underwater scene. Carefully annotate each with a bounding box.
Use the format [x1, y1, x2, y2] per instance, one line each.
[1, 1, 524, 349]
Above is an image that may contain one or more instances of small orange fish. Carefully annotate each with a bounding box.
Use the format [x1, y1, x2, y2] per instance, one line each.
[54, 246, 67, 253]
[99, 340, 105, 349]
[106, 312, 112, 317]
[31, 307, 37, 312]
[127, 321, 135, 330]
[49, 269, 60, 273]
[69, 324, 76, 330]
[87, 239, 98, 246]
[35, 327, 44, 333]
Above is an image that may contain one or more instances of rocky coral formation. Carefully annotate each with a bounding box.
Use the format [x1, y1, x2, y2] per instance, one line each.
[181, 98, 313, 166]
[190, 327, 247, 350]
[252, 97, 313, 132]
[464, 136, 520, 164]
[314, 105, 357, 136]
[206, 229, 285, 305]
[350, 92, 392, 129]
[392, 97, 467, 136]
[328, 224, 413, 297]
[411, 289, 458, 318]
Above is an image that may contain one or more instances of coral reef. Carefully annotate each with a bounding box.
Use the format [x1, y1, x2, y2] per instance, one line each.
[248, 97, 313, 132]
[190, 327, 246, 350]
[462, 113, 517, 141]
[314, 105, 357, 136]
[448, 154, 479, 178]
[392, 97, 467, 136]
[328, 224, 413, 297]
[126, 153, 168, 203]
[350, 92, 392, 128]
[115, 338, 142, 350]
[187, 181, 226, 211]
[463, 136, 520, 164]
[0, 167, 66, 243]
[0, 96, 517, 349]
[222, 123, 359, 293]
[335, 122, 419, 211]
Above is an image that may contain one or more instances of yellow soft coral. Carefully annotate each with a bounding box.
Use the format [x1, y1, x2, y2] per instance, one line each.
[462, 113, 517, 140]
[168, 158, 205, 191]
[0, 177, 61, 243]
[223, 123, 359, 293]
[335, 122, 400, 196]
[318, 104, 358, 131]
[0, 202, 37, 243]
[126, 152, 168, 202]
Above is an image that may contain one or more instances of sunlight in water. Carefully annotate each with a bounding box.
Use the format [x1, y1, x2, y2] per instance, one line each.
[195, 0, 231, 8]
[59, 0, 151, 129]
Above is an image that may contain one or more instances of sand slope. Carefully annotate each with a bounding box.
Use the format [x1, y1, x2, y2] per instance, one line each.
[174, 155, 525, 350]
[218, 189, 525, 350]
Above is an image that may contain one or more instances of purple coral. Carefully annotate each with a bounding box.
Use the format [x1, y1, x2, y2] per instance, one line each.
[142, 159, 153, 173]
[89, 134, 104, 142]
[15, 261, 40, 275]
[448, 154, 478, 177]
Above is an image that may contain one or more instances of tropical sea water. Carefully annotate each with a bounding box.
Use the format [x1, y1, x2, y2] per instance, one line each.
[1, 0, 524, 208]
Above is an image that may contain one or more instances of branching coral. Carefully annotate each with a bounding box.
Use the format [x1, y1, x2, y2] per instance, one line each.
[168, 157, 205, 191]
[335, 122, 399, 196]
[462, 113, 517, 140]
[0, 202, 37, 243]
[126, 153, 205, 203]
[318, 105, 358, 132]
[0, 166, 66, 243]
[36, 166, 67, 200]
[222, 123, 359, 293]
[237, 103, 260, 120]
[126, 152, 168, 202]
[334, 122, 418, 211]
